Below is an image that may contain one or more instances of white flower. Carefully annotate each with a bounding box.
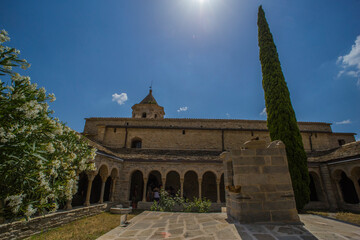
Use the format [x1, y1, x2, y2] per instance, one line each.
[5, 194, 25, 214]
[49, 93, 56, 102]
[25, 204, 37, 217]
[45, 143, 55, 153]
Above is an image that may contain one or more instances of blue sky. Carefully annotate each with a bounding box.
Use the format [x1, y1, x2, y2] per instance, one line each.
[1, 0, 359, 139]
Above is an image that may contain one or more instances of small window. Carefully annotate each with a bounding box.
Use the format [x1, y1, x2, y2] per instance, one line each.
[131, 139, 142, 148]
[251, 131, 254, 136]
[315, 133, 317, 138]
[114, 128, 117, 133]
[142, 112, 147, 118]
[155, 114, 157, 118]
[182, 130, 185, 135]
[338, 139, 345, 146]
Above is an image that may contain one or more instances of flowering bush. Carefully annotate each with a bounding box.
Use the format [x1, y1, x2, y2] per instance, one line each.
[0, 30, 96, 221]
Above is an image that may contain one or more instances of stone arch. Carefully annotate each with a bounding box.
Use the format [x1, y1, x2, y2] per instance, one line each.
[351, 166, 360, 190]
[220, 173, 225, 203]
[98, 164, 109, 178]
[110, 167, 119, 178]
[90, 174, 102, 204]
[165, 171, 181, 196]
[72, 172, 88, 207]
[131, 137, 142, 148]
[146, 170, 162, 202]
[309, 171, 325, 202]
[129, 170, 144, 205]
[104, 176, 112, 202]
[184, 170, 199, 200]
[202, 171, 217, 202]
[334, 170, 359, 204]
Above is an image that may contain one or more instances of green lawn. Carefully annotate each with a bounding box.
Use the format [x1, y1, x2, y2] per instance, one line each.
[30, 210, 143, 240]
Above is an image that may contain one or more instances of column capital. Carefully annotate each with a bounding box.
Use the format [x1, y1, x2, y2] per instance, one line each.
[87, 172, 96, 182]
[100, 173, 108, 182]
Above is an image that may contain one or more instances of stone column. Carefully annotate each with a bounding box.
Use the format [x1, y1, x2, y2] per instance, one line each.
[216, 178, 221, 203]
[142, 178, 148, 202]
[334, 176, 344, 203]
[162, 178, 166, 189]
[99, 174, 108, 204]
[84, 173, 95, 206]
[351, 176, 360, 201]
[198, 178, 202, 199]
[110, 177, 118, 202]
[65, 199, 72, 210]
[180, 178, 184, 198]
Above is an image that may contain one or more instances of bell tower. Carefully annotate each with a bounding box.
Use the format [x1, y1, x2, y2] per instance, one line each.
[131, 88, 165, 119]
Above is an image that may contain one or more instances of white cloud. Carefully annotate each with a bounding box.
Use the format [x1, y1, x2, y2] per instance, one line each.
[226, 113, 230, 118]
[337, 35, 360, 87]
[335, 119, 351, 125]
[177, 106, 188, 112]
[112, 93, 128, 105]
[260, 107, 267, 116]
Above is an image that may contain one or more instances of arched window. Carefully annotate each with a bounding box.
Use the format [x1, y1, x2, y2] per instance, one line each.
[142, 112, 147, 118]
[131, 138, 142, 148]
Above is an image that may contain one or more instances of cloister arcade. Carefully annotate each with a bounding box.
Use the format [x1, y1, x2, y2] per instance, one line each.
[307, 162, 360, 210]
[68, 163, 120, 210]
[128, 168, 226, 204]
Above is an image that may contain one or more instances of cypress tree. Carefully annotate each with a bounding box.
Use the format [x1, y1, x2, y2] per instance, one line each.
[257, 6, 310, 209]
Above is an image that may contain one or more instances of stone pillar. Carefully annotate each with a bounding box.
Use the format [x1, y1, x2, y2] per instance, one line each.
[180, 178, 184, 198]
[198, 178, 202, 199]
[84, 173, 95, 206]
[216, 178, 221, 203]
[162, 178, 166, 188]
[334, 176, 344, 203]
[65, 200, 72, 210]
[319, 164, 338, 210]
[110, 177, 118, 202]
[351, 176, 360, 201]
[99, 174, 108, 204]
[142, 178, 148, 202]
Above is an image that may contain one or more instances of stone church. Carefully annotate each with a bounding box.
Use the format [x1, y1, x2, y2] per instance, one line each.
[70, 89, 360, 212]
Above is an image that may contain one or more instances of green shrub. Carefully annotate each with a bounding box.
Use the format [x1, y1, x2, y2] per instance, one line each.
[150, 189, 212, 213]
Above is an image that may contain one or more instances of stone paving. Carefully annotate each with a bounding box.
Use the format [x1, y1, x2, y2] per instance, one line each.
[97, 211, 360, 240]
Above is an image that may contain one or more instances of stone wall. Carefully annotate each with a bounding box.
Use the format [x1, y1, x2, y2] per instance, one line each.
[221, 139, 300, 224]
[0, 204, 107, 240]
[84, 118, 354, 153]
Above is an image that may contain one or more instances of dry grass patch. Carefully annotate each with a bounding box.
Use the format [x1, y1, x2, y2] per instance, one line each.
[304, 210, 360, 226]
[30, 210, 143, 240]
[304, 210, 329, 217]
[335, 212, 360, 226]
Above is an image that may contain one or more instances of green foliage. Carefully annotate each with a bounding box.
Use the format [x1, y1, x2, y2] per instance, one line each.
[0, 30, 96, 221]
[257, 6, 310, 209]
[150, 189, 212, 213]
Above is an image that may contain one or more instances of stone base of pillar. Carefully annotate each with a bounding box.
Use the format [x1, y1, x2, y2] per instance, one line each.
[84, 202, 90, 207]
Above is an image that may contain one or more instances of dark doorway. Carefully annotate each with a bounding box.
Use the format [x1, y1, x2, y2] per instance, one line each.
[202, 171, 217, 202]
[72, 172, 88, 207]
[90, 174, 102, 204]
[146, 171, 162, 202]
[339, 172, 359, 204]
[165, 171, 180, 197]
[220, 174, 225, 203]
[129, 170, 144, 204]
[104, 176, 112, 202]
[309, 174, 319, 201]
[184, 171, 198, 200]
